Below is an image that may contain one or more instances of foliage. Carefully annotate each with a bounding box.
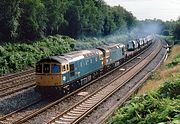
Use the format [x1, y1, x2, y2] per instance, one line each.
[107, 76, 180, 124]
[0, 35, 75, 75]
[158, 78, 180, 98]
[0, 0, 21, 41]
[163, 18, 180, 40]
[18, 0, 47, 40]
[0, 0, 136, 42]
[136, 18, 180, 41]
[167, 53, 180, 67]
[163, 30, 170, 36]
[43, 0, 68, 35]
[173, 19, 180, 40]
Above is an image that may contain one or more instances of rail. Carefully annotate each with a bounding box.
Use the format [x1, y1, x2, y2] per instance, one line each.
[47, 40, 162, 124]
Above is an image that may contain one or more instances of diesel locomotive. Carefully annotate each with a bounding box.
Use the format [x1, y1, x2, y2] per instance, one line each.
[35, 35, 153, 96]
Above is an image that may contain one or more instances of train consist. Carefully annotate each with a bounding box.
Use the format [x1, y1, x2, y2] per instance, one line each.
[35, 35, 154, 96]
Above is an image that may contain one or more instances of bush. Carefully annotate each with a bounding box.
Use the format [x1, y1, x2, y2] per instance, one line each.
[107, 76, 180, 124]
[167, 54, 180, 68]
[0, 35, 75, 75]
[163, 30, 170, 36]
[158, 78, 180, 98]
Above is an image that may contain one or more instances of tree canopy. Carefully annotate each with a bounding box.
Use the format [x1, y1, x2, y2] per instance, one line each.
[0, 0, 137, 42]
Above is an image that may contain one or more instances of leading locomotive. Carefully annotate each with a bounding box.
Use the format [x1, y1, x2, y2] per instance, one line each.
[35, 35, 153, 96]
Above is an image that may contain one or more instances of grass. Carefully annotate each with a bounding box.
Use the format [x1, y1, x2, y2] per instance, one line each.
[107, 45, 180, 124]
[138, 45, 180, 94]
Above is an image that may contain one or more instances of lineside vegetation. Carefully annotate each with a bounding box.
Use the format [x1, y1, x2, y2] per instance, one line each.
[107, 77, 180, 124]
[0, 35, 75, 75]
[107, 45, 180, 124]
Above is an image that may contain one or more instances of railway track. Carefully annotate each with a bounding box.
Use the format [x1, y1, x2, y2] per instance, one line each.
[47, 40, 162, 124]
[0, 39, 160, 124]
[4, 40, 159, 124]
[0, 69, 35, 97]
[0, 99, 43, 124]
[95, 41, 168, 124]
[0, 69, 34, 82]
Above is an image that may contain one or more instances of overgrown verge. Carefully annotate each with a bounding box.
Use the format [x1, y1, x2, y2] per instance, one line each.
[107, 45, 180, 124]
[107, 76, 180, 124]
[167, 53, 180, 67]
[0, 35, 75, 75]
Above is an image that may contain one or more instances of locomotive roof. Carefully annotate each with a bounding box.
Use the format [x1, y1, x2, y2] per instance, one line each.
[98, 43, 125, 50]
[37, 56, 69, 64]
[38, 49, 102, 64]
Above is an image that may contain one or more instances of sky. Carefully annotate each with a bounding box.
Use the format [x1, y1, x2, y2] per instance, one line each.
[104, 0, 180, 21]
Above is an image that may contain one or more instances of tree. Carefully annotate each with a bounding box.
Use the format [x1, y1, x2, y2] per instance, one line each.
[0, 0, 138, 42]
[43, 0, 68, 35]
[18, 0, 47, 40]
[112, 6, 127, 32]
[0, 0, 21, 41]
[173, 19, 180, 40]
[124, 11, 136, 30]
[63, 0, 82, 38]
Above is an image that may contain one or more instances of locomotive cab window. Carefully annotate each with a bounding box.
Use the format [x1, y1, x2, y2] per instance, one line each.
[43, 64, 50, 73]
[67, 65, 69, 71]
[36, 64, 42, 73]
[70, 64, 74, 71]
[63, 65, 66, 71]
[51, 64, 60, 73]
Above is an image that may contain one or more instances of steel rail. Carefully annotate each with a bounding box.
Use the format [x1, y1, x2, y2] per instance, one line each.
[96, 41, 167, 124]
[0, 98, 43, 123]
[0, 83, 36, 98]
[0, 72, 35, 85]
[47, 41, 162, 124]
[0, 69, 34, 82]
[12, 40, 156, 124]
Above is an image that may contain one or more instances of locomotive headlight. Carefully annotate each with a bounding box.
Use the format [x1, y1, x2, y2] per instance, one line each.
[63, 76, 66, 81]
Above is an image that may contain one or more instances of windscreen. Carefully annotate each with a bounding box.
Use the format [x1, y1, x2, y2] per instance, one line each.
[44, 64, 50, 73]
[51, 64, 60, 73]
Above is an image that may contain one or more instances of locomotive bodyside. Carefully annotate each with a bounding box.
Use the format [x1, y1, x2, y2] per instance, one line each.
[35, 36, 153, 96]
[35, 49, 104, 95]
[61, 49, 104, 85]
[104, 44, 125, 66]
[97, 43, 126, 67]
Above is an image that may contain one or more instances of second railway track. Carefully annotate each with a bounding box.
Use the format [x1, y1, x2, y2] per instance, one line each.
[0, 39, 163, 124]
[0, 69, 34, 82]
[0, 69, 35, 98]
[17, 41, 160, 123]
[47, 40, 162, 124]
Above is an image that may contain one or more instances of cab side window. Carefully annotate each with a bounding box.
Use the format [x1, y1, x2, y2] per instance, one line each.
[36, 64, 42, 73]
[63, 65, 66, 71]
[44, 64, 50, 73]
[67, 65, 69, 70]
[51, 64, 60, 73]
[70, 64, 74, 71]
